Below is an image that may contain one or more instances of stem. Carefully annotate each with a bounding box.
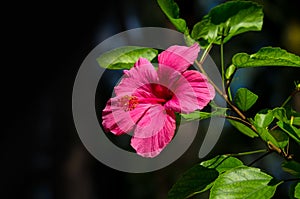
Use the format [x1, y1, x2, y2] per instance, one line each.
[196, 42, 226, 98]
[270, 124, 279, 131]
[225, 64, 237, 101]
[281, 89, 298, 107]
[227, 86, 233, 101]
[220, 41, 225, 92]
[194, 40, 293, 160]
[281, 95, 292, 107]
[226, 149, 268, 157]
[194, 41, 298, 162]
[225, 96, 247, 120]
[286, 138, 290, 157]
[195, 60, 224, 97]
[225, 115, 253, 128]
[268, 141, 293, 160]
[195, 40, 247, 122]
[248, 151, 273, 166]
[283, 178, 300, 183]
[199, 43, 213, 64]
[196, 59, 249, 122]
[225, 115, 259, 137]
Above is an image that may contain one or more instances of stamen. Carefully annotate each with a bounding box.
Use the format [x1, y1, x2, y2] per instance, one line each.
[119, 95, 139, 111]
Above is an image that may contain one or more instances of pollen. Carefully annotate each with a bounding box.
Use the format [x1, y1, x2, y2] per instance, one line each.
[119, 95, 139, 111]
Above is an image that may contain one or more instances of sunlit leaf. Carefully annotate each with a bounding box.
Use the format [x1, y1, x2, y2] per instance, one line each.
[272, 107, 289, 123]
[200, 155, 244, 174]
[97, 46, 158, 70]
[191, 18, 214, 48]
[234, 88, 258, 111]
[295, 182, 300, 198]
[233, 47, 300, 68]
[225, 64, 237, 80]
[292, 117, 300, 126]
[181, 111, 212, 121]
[253, 107, 288, 129]
[191, 1, 263, 47]
[168, 155, 244, 199]
[252, 111, 284, 148]
[157, 0, 187, 33]
[180, 107, 227, 121]
[254, 111, 274, 128]
[289, 182, 300, 199]
[210, 166, 282, 199]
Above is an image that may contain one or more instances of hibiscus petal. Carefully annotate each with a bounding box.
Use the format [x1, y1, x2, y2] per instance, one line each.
[102, 96, 152, 135]
[183, 70, 215, 104]
[164, 70, 215, 113]
[114, 58, 158, 96]
[158, 43, 200, 73]
[157, 64, 182, 91]
[130, 105, 176, 158]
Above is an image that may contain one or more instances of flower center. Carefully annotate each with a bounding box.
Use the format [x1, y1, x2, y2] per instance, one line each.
[152, 84, 173, 101]
[119, 95, 139, 111]
[119, 94, 170, 112]
[118, 83, 174, 111]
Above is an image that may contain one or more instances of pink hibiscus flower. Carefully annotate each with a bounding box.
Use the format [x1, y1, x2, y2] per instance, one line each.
[102, 43, 215, 158]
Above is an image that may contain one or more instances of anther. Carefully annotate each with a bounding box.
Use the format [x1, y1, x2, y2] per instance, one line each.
[119, 95, 139, 111]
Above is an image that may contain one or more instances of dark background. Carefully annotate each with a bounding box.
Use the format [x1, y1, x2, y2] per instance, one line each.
[2, 0, 300, 198]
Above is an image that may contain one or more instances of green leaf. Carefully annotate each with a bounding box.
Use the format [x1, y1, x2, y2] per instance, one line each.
[285, 107, 300, 126]
[200, 155, 244, 174]
[157, 0, 187, 33]
[252, 112, 283, 148]
[191, 18, 214, 48]
[180, 107, 227, 121]
[269, 129, 289, 149]
[282, 160, 300, 177]
[97, 46, 158, 69]
[184, 32, 197, 46]
[228, 119, 258, 138]
[167, 165, 218, 199]
[289, 182, 300, 199]
[295, 182, 300, 198]
[286, 107, 300, 118]
[232, 47, 300, 68]
[277, 121, 300, 144]
[234, 88, 258, 111]
[272, 107, 289, 123]
[293, 117, 300, 126]
[253, 107, 288, 129]
[210, 166, 282, 199]
[181, 111, 212, 121]
[191, 1, 263, 47]
[254, 111, 274, 128]
[225, 64, 237, 80]
[168, 155, 243, 199]
[255, 126, 280, 148]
